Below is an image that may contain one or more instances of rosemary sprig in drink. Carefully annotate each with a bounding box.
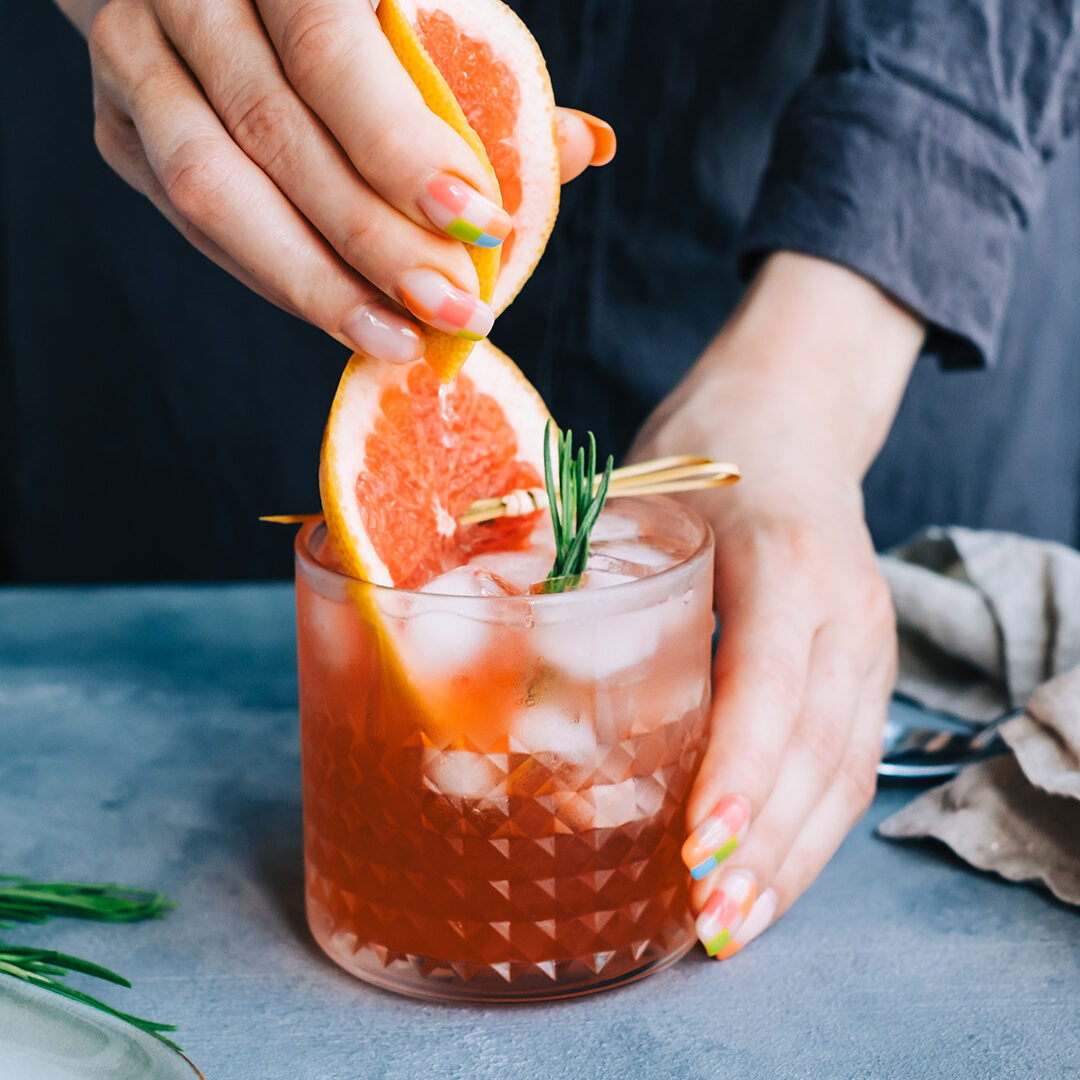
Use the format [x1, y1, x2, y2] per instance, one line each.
[543, 420, 614, 592]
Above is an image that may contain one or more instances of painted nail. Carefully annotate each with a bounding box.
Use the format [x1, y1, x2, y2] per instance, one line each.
[716, 887, 778, 961]
[695, 869, 757, 957]
[560, 108, 617, 166]
[397, 269, 494, 340]
[682, 795, 750, 880]
[418, 173, 511, 248]
[340, 305, 423, 364]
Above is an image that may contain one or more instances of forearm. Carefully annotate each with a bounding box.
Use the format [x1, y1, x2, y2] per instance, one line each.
[740, 3, 1080, 372]
[641, 252, 924, 483]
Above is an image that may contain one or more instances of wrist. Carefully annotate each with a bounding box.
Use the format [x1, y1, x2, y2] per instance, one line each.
[699, 252, 924, 478]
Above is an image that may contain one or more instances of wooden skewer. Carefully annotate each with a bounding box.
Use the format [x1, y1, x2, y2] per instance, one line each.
[260, 456, 741, 527]
[456, 461, 740, 525]
[259, 513, 325, 524]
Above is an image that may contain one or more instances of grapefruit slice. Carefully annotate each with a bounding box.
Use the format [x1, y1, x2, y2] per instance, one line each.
[319, 340, 551, 590]
[379, 0, 560, 377]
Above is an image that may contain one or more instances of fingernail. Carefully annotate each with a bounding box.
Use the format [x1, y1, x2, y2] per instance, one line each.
[340, 305, 423, 364]
[398, 269, 494, 340]
[682, 795, 750, 880]
[418, 173, 511, 248]
[695, 869, 757, 957]
[716, 887, 778, 961]
[561, 108, 617, 166]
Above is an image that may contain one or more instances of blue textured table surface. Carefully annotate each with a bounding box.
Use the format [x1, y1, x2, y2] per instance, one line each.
[2, 584, 1077, 1080]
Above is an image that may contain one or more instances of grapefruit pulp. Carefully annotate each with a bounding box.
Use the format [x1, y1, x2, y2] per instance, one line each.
[319, 340, 551, 590]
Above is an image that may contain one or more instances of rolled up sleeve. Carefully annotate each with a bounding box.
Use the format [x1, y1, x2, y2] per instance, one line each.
[738, 1, 1080, 368]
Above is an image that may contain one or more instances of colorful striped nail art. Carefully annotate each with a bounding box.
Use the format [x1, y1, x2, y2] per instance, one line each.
[715, 887, 778, 961]
[695, 870, 757, 957]
[419, 173, 511, 248]
[681, 795, 750, 880]
[398, 269, 495, 340]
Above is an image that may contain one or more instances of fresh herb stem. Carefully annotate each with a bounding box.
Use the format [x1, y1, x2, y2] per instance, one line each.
[0, 875, 173, 925]
[0, 943, 181, 1051]
[0, 875, 180, 1051]
[543, 420, 614, 592]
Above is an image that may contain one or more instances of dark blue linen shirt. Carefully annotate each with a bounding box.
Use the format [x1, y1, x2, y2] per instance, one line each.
[2, 0, 1079, 580]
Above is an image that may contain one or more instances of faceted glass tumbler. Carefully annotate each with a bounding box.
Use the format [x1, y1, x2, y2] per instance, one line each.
[294, 496, 714, 1002]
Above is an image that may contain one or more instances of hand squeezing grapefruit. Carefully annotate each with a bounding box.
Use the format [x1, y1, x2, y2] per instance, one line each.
[378, 0, 560, 380]
[321, 0, 563, 589]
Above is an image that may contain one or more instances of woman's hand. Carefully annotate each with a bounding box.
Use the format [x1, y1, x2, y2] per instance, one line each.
[55, 0, 613, 361]
[629, 253, 924, 959]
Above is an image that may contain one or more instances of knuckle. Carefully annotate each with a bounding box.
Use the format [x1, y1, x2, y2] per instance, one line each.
[225, 87, 302, 175]
[161, 138, 235, 226]
[338, 215, 389, 272]
[751, 647, 805, 721]
[797, 715, 846, 775]
[838, 749, 878, 813]
[360, 117, 412, 174]
[860, 571, 895, 630]
[88, 0, 128, 65]
[773, 519, 823, 571]
[279, 5, 349, 86]
[745, 816, 787, 869]
[92, 113, 116, 159]
[92, 113, 128, 171]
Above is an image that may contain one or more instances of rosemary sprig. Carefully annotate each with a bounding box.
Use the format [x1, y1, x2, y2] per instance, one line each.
[0, 875, 173, 925]
[0, 942, 180, 1051]
[543, 419, 614, 592]
[0, 875, 180, 1051]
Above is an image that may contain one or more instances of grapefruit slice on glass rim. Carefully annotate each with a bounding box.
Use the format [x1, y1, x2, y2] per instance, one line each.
[316, 341, 552, 747]
[378, 0, 560, 378]
[319, 340, 552, 590]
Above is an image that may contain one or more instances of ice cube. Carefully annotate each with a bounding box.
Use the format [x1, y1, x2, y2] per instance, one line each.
[584, 551, 652, 582]
[466, 548, 554, 593]
[588, 540, 679, 571]
[580, 568, 641, 589]
[511, 702, 596, 758]
[421, 565, 518, 597]
[535, 615, 659, 682]
[423, 748, 505, 800]
[590, 512, 641, 543]
[304, 598, 358, 672]
[386, 568, 514, 682]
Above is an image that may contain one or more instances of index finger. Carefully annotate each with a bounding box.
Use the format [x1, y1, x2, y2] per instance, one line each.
[258, 0, 500, 228]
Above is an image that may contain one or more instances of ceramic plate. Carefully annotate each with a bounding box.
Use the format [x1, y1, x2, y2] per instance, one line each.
[0, 979, 203, 1080]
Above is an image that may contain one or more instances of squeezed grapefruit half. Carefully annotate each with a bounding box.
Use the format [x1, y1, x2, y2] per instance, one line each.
[379, 0, 560, 378]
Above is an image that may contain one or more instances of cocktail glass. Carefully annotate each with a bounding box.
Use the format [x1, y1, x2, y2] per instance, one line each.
[294, 495, 714, 1001]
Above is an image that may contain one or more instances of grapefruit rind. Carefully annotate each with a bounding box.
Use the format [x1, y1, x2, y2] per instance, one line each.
[377, 0, 501, 381]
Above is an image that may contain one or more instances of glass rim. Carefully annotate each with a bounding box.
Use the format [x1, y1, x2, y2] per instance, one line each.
[294, 493, 714, 607]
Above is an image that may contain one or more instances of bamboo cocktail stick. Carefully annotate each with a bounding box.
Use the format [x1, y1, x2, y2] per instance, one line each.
[260, 455, 740, 527]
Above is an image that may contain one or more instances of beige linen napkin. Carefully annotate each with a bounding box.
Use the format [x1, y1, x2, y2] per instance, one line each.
[875, 527, 1080, 905]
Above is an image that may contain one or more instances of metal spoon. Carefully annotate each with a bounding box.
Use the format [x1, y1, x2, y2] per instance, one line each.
[879, 695, 1024, 779]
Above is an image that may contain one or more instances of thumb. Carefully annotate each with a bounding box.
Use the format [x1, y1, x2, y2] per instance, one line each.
[556, 107, 616, 183]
